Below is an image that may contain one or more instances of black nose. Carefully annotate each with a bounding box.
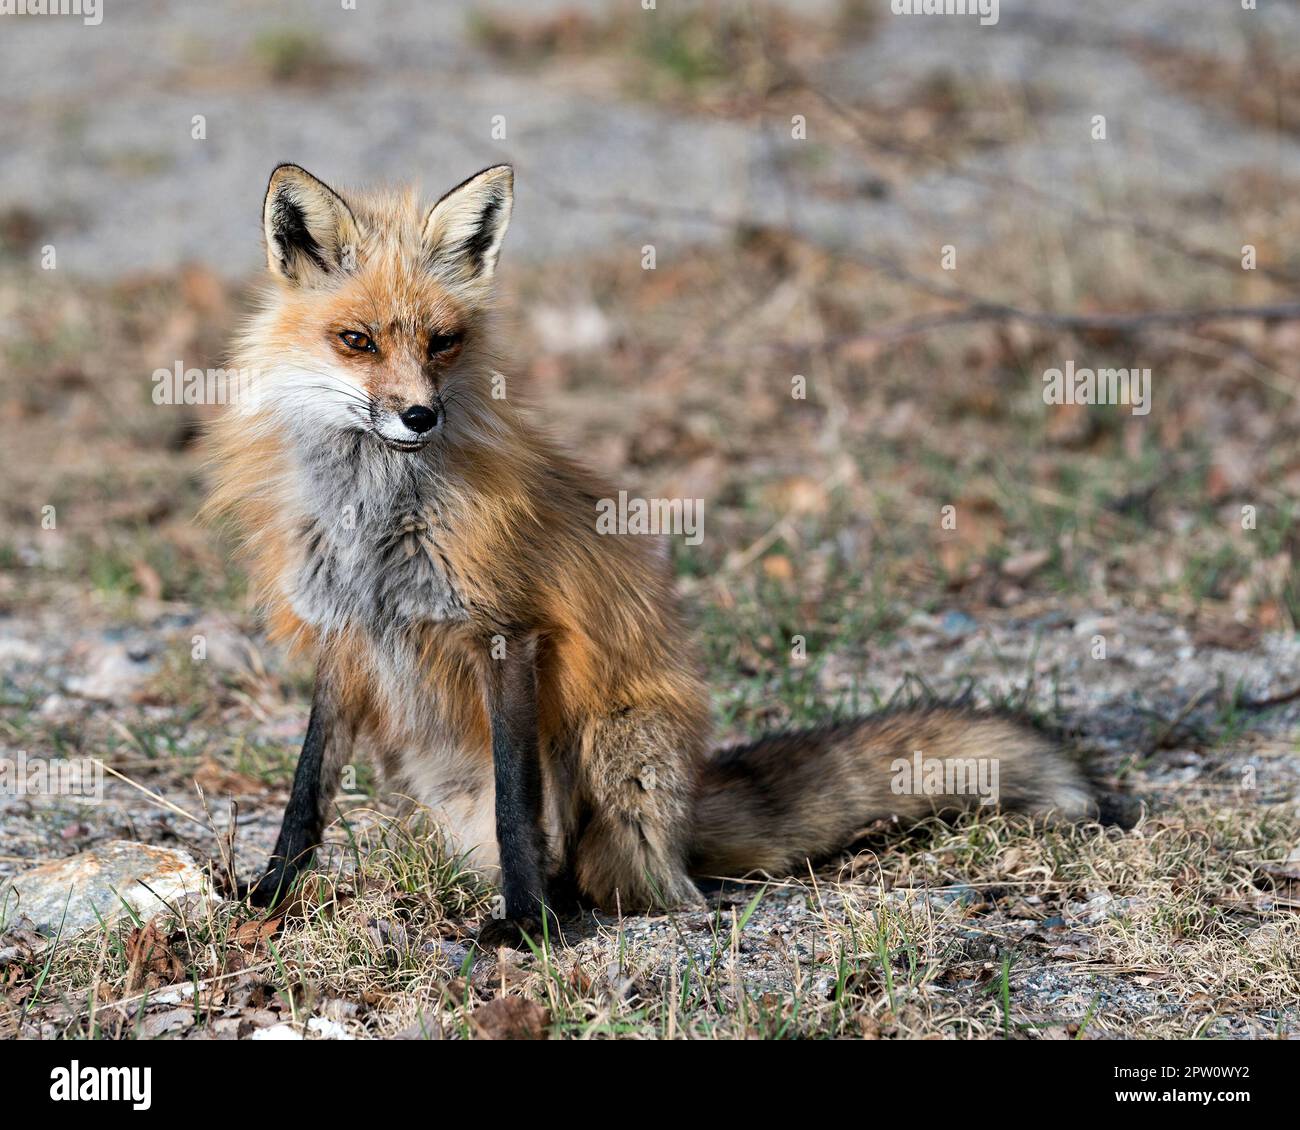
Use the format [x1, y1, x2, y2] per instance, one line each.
[399, 404, 440, 434]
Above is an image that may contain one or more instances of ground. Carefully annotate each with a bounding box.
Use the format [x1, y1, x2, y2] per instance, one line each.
[1, 1, 1299, 1039]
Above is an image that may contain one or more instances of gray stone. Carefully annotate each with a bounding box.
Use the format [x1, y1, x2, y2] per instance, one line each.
[64, 641, 158, 702]
[1, 841, 217, 939]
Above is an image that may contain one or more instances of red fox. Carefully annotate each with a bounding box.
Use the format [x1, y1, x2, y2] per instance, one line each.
[205, 164, 1098, 947]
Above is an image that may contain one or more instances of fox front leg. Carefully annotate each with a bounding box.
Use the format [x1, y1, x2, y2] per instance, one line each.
[476, 634, 550, 950]
[247, 679, 346, 909]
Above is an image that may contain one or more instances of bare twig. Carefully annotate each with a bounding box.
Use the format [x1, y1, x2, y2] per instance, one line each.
[98, 755, 207, 830]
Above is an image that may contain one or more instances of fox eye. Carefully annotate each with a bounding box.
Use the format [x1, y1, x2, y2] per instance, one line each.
[339, 330, 376, 352]
[428, 331, 463, 356]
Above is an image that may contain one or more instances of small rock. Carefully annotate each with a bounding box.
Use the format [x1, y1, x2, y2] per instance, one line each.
[425, 938, 470, 967]
[0, 637, 43, 671]
[140, 1008, 194, 1038]
[1001, 548, 1051, 581]
[210, 1017, 244, 1039]
[250, 1023, 304, 1041]
[65, 641, 158, 701]
[306, 1017, 354, 1040]
[1070, 891, 1114, 925]
[939, 610, 978, 637]
[934, 884, 983, 907]
[318, 998, 363, 1022]
[1, 841, 218, 939]
[189, 615, 260, 677]
[528, 301, 610, 355]
[39, 693, 73, 718]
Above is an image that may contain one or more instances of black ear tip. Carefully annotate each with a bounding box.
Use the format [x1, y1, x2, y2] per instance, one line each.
[268, 162, 313, 187]
[482, 165, 514, 201]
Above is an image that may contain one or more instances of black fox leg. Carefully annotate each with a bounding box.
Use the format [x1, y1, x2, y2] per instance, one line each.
[544, 857, 585, 915]
[248, 681, 345, 908]
[477, 635, 549, 948]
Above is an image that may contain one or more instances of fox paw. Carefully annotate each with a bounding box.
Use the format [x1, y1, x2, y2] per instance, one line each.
[650, 875, 706, 913]
[476, 915, 543, 951]
[241, 867, 297, 911]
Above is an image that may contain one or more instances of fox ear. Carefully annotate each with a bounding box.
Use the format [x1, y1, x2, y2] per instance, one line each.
[421, 165, 513, 291]
[263, 164, 359, 284]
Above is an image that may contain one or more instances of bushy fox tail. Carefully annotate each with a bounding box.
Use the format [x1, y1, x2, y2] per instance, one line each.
[688, 707, 1097, 877]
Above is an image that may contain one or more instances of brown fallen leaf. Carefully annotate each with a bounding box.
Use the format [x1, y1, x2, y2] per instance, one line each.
[139, 1007, 194, 1038]
[125, 920, 185, 992]
[193, 757, 270, 797]
[1192, 618, 1259, 652]
[568, 962, 593, 996]
[231, 917, 283, 950]
[1252, 851, 1300, 904]
[470, 996, 550, 1041]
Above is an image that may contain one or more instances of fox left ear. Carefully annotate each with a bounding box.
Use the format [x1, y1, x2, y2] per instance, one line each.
[263, 164, 360, 285]
[422, 165, 513, 292]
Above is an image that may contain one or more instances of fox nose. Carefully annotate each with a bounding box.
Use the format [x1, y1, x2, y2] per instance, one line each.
[399, 404, 441, 434]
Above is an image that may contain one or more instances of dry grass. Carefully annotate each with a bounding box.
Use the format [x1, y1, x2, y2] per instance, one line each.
[6, 802, 1296, 1040]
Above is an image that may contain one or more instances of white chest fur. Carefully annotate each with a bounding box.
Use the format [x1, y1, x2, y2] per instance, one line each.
[287, 436, 470, 637]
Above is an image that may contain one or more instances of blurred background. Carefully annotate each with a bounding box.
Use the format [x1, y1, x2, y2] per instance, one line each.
[5, 0, 1300, 827]
[2, 0, 1300, 1038]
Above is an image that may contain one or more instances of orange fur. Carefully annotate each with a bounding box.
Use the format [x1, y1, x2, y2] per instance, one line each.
[206, 165, 1097, 916]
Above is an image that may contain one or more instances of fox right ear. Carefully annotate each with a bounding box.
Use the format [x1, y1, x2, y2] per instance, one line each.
[263, 164, 359, 284]
[421, 165, 513, 295]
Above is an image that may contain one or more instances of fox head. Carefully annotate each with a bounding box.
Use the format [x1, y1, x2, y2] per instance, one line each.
[240, 163, 514, 453]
